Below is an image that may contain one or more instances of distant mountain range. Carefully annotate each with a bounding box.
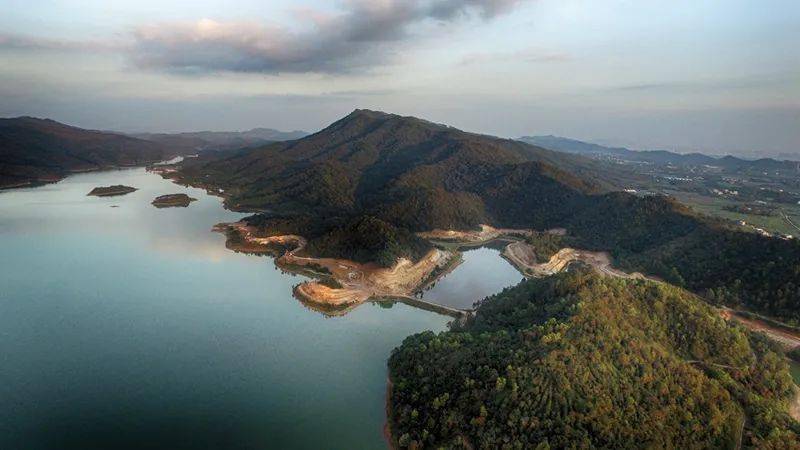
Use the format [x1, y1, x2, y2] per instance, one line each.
[132, 128, 308, 154]
[0, 117, 308, 189]
[520, 135, 800, 173]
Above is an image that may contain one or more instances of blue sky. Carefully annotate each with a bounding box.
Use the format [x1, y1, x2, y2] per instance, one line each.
[1, 0, 798, 156]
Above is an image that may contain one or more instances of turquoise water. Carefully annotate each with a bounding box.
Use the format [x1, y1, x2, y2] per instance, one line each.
[0, 168, 451, 450]
[422, 247, 525, 310]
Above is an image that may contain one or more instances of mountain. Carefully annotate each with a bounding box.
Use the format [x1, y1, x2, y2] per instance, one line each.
[133, 128, 308, 154]
[389, 271, 799, 448]
[0, 117, 168, 189]
[520, 135, 800, 173]
[169, 109, 617, 230]
[168, 110, 800, 324]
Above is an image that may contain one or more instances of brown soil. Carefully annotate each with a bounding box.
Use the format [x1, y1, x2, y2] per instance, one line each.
[418, 224, 531, 243]
[502, 241, 647, 280]
[422, 224, 649, 281]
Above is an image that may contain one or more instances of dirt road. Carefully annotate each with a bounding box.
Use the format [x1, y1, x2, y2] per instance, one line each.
[780, 209, 800, 234]
[720, 308, 800, 350]
[502, 241, 647, 280]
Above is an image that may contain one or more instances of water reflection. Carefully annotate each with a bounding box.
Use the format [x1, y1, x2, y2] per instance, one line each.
[421, 247, 525, 310]
[0, 168, 450, 450]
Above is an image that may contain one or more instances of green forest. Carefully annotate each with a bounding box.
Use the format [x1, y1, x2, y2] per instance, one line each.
[242, 213, 432, 267]
[388, 272, 800, 449]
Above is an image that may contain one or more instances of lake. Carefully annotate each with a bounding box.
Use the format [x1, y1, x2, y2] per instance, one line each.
[421, 247, 525, 310]
[0, 167, 524, 449]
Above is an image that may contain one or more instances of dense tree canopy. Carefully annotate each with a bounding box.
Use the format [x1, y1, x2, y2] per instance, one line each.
[388, 272, 800, 449]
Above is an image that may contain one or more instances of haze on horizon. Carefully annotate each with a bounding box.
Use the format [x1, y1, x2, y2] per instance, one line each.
[1, 0, 798, 157]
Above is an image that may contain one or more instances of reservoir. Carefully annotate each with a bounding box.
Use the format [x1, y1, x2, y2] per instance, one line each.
[0, 168, 455, 449]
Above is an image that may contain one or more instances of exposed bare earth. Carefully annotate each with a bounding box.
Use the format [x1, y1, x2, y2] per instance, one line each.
[423, 225, 647, 281]
[216, 222, 457, 312]
[503, 241, 647, 280]
[418, 224, 532, 243]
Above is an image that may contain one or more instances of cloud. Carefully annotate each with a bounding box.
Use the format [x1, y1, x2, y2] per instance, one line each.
[0, 33, 122, 52]
[0, 1, 527, 74]
[606, 74, 800, 93]
[459, 47, 569, 66]
[129, 0, 527, 74]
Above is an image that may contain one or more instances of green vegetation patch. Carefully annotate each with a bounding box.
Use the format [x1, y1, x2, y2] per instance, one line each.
[303, 215, 432, 267]
[524, 231, 574, 263]
[388, 271, 799, 449]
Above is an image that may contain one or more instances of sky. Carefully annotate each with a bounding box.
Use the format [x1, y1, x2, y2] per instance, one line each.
[1, 0, 798, 156]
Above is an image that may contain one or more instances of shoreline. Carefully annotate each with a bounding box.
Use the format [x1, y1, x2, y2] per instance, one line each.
[383, 377, 397, 450]
[1, 157, 183, 192]
[213, 221, 468, 317]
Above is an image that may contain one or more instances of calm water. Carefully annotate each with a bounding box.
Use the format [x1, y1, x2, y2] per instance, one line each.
[422, 247, 525, 310]
[0, 168, 459, 450]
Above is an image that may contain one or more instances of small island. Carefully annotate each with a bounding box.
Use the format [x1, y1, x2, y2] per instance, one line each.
[151, 193, 197, 208]
[87, 185, 137, 197]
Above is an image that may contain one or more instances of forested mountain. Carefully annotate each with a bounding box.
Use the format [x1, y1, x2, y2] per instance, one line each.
[169, 109, 614, 227]
[0, 117, 167, 189]
[133, 128, 307, 154]
[389, 272, 799, 449]
[168, 110, 800, 323]
[521, 135, 800, 173]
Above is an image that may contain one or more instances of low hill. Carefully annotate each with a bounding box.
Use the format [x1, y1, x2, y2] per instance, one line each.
[133, 128, 307, 154]
[389, 271, 799, 449]
[0, 117, 168, 189]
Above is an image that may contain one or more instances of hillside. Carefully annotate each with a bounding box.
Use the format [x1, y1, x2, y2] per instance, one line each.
[169, 109, 613, 228]
[388, 271, 800, 449]
[0, 117, 168, 189]
[133, 128, 307, 154]
[167, 110, 800, 323]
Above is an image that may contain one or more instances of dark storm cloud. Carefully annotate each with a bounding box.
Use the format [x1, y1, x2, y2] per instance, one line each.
[128, 0, 526, 74]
